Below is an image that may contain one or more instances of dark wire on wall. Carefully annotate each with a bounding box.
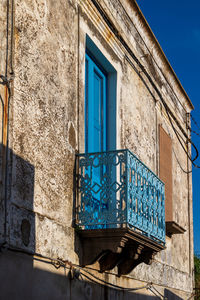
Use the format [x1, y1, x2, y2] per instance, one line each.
[191, 114, 200, 132]
[5, 0, 9, 77]
[0, 243, 167, 299]
[189, 114, 200, 140]
[90, 0, 200, 170]
[120, 0, 190, 118]
[10, 0, 14, 76]
[0, 0, 14, 244]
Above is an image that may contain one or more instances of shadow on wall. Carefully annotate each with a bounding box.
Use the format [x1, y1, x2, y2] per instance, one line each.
[164, 289, 184, 300]
[0, 250, 161, 300]
[0, 144, 184, 300]
[0, 143, 35, 251]
[0, 146, 162, 300]
[0, 143, 36, 300]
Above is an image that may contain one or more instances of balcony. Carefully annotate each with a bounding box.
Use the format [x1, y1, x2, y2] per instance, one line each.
[75, 149, 165, 275]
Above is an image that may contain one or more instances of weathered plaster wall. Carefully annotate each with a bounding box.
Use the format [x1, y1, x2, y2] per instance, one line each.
[0, 251, 192, 300]
[9, 0, 79, 262]
[77, 0, 193, 290]
[121, 60, 157, 172]
[0, 0, 194, 298]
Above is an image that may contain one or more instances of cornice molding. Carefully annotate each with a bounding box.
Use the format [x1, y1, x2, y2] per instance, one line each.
[79, 0, 124, 61]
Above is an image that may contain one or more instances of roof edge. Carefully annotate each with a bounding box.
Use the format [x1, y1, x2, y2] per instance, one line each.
[132, 0, 194, 110]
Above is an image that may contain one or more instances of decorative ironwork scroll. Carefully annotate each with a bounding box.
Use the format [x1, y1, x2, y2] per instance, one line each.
[76, 149, 165, 245]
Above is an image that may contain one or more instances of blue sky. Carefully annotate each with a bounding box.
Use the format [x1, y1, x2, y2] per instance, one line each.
[136, 0, 200, 253]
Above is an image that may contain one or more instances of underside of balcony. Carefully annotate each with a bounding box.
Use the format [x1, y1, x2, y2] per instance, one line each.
[78, 227, 165, 276]
[75, 149, 165, 275]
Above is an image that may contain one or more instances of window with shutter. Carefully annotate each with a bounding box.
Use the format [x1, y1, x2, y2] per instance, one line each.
[159, 125, 185, 236]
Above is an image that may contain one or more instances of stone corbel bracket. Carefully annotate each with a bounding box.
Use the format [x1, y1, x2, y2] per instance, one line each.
[78, 228, 165, 276]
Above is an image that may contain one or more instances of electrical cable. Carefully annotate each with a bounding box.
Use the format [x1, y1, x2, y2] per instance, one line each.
[165, 104, 197, 162]
[119, 0, 189, 118]
[0, 94, 4, 144]
[77, 266, 149, 291]
[191, 114, 200, 132]
[0, 243, 167, 296]
[5, 0, 9, 77]
[172, 148, 192, 174]
[148, 286, 165, 298]
[147, 286, 158, 297]
[189, 128, 200, 138]
[149, 79, 199, 165]
[90, 0, 200, 169]
[166, 108, 200, 169]
[188, 114, 200, 138]
[0, 0, 15, 245]
[79, 272, 118, 289]
[79, 271, 149, 292]
[75, 266, 166, 298]
[10, 0, 14, 76]
[149, 284, 166, 299]
[4, 244, 197, 299]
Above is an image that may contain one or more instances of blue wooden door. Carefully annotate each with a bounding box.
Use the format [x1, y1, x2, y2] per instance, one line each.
[85, 53, 107, 154]
[85, 53, 107, 228]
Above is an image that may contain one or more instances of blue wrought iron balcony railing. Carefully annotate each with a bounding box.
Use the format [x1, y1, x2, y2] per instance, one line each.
[76, 149, 165, 246]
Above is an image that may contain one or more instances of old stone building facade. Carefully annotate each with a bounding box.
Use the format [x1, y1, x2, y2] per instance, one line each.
[0, 0, 194, 299]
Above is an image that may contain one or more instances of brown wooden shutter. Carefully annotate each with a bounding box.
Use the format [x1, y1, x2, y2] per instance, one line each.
[159, 125, 173, 222]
